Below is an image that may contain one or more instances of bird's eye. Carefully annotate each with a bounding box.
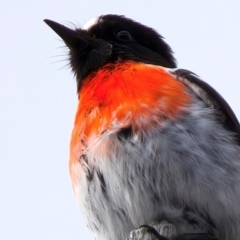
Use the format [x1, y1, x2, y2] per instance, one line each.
[116, 30, 133, 41]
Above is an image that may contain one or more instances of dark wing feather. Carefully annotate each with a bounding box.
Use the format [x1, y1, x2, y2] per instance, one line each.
[171, 69, 240, 145]
[141, 225, 218, 240]
[174, 233, 218, 240]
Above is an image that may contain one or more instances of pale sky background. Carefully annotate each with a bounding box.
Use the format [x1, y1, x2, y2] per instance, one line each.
[1, 1, 240, 240]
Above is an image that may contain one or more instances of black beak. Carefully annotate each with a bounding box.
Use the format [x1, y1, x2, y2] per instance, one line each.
[44, 19, 113, 89]
[44, 19, 90, 49]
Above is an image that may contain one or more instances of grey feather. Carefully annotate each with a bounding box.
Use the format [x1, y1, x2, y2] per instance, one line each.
[74, 67, 240, 240]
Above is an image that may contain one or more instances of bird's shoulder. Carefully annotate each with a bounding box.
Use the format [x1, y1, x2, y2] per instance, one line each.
[169, 68, 240, 144]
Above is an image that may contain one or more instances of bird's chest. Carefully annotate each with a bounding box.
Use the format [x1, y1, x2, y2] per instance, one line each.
[68, 62, 193, 239]
[69, 98, 189, 239]
[69, 111, 216, 240]
[69, 63, 191, 185]
[70, 121, 167, 240]
[68, 96, 171, 239]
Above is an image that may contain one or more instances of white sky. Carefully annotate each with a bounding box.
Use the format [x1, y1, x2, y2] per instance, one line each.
[1, 1, 240, 240]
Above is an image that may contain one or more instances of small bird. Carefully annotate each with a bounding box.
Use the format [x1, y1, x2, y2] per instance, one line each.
[44, 15, 240, 240]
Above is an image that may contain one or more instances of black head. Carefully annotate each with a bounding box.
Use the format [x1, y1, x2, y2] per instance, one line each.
[44, 14, 177, 91]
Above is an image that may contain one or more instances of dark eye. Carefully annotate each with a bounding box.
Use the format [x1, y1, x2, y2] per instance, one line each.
[116, 30, 133, 41]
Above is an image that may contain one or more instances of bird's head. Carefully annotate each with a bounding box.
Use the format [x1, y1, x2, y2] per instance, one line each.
[44, 14, 177, 91]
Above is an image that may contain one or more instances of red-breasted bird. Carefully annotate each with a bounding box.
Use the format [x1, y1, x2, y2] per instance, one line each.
[44, 15, 240, 240]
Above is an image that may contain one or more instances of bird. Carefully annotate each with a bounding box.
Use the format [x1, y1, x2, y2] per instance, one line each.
[44, 14, 240, 240]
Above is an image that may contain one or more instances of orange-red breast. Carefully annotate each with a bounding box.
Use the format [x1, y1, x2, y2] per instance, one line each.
[44, 15, 240, 240]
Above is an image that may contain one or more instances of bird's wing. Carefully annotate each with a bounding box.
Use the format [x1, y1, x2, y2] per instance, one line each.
[174, 233, 218, 240]
[170, 69, 240, 144]
[142, 225, 217, 239]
